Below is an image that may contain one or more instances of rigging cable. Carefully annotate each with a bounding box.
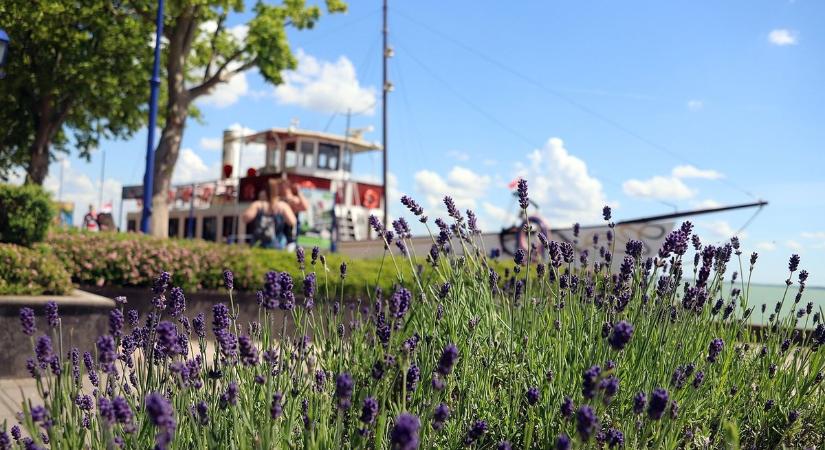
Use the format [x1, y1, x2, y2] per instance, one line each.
[394, 38, 676, 213]
[392, 7, 759, 201]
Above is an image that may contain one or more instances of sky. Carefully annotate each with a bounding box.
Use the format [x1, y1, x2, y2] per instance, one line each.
[16, 0, 825, 285]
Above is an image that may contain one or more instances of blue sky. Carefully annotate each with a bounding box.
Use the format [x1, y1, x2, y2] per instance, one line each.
[30, 0, 824, 285]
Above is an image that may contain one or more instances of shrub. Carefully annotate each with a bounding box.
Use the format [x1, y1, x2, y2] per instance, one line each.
[0, 183, 55, 246]
[47, 229, 411, 297]
[9, 184, 824, 449]
[0, 243, 73, 295]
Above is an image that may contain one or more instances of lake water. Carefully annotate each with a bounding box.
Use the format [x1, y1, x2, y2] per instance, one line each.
[739, 283, 824, 328]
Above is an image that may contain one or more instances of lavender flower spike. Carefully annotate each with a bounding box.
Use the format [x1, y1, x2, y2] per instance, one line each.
[390, 413, 420, 450]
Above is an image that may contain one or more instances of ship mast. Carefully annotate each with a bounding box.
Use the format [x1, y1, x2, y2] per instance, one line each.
[381, 0, 390, 227]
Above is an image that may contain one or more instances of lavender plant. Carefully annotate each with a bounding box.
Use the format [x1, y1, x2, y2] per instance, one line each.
[3, 179, 824, 449]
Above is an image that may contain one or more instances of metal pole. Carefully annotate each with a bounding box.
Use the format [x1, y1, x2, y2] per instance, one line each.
[140, 0, 165, 234]
[381, 0, 389, 227]
[99, 148, 106, 210]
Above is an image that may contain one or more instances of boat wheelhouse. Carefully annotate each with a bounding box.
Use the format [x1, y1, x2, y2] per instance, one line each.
[124, 126, 386, 247]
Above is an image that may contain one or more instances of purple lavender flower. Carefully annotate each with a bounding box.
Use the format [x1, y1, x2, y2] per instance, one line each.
[340, 261, 348, 279]
[555, 434, 571, 450]
[599, 376, 619, 403]
[35, 335, 53, 368]
[582, 365, 601, 399]
[109, 309, 124, 339]
[127, 309, 139, 327]
[789, 410, 799, 423]
[788, 254, 800, 272]
[145, 393, 175, 449]
[303, 273, 316, 303]
[154, 322, 180, 358]
[391, 413, 421, 450]
[633, 392, 646, 414]
[560, 396, 575, 418]
[0, 430, 10, 449]
[212, 304, 230, 334]
[270, 392, 284, 419]
[335, 372, 354, 409]
[514, 248, 526, 266]
[360, 397, 379, 425]
[20, 307, 36, 336]
[606, 428, 624, 448]
[465, 420, 488, 445]
[11, 425, 20, 441]
[608, 321, 634, 351]
[45, 301, 59, 328]
[437, 344, 459, 376]
[310, 246, 320, 265]
[219, 382, 239, 409]
[576, 405, 598, 441]
[497, 442, 512, 450]
[517, 178, 529, 210]
[238, 335, 258, 366]
[526, 387, 540, 405]
[444, 196, 463, 222]
[191, 313, 205, 339]
[707, 338, 724, 363]
[647, 388, 669, 420]
[112, 396, 134, 432]
[432, 403, 450, 430]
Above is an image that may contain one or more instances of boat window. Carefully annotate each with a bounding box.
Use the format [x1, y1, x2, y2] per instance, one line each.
[202, 216, 217, 242]
[184, 217, 196, 238]
[300, 140, 315, 168]
[284, 141, 297, 169]
[222, 216, 235, 242]
[127, 220, 136, 232]
[168, 218, 179, 238]
[342, 146, 352, 172]
[317, 142, 340, 170]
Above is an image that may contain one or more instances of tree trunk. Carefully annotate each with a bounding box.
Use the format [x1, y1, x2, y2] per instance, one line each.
[25, 131, 51, 185]
[149, 118, 186, 238]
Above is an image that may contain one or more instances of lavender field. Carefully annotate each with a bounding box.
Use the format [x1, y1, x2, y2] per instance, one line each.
[3, 180, 824, 449]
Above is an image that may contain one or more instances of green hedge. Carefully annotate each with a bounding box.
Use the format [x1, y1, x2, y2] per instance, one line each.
[0, 183, 55, 246]
[0, 243, 73, 295]
[47, 230, 414, 298]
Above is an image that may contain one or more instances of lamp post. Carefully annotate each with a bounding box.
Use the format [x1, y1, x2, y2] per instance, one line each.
[140, 0, 165, 233]
[0, 28, 10, 76]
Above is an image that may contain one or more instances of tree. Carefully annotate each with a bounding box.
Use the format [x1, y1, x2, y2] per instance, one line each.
[126, 0, 346, 237]
[0, 1, 152, 184]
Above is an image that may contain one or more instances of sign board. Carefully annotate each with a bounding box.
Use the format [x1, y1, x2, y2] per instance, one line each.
[297, 187, 335, 250]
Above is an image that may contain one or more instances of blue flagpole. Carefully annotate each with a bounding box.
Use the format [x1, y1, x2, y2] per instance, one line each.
[140, 0, 165, 233]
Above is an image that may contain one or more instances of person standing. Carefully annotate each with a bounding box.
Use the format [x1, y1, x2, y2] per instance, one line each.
[241, 179, 296, 249]
[82, 204, 99, 232]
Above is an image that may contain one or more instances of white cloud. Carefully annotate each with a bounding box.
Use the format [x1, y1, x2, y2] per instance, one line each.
[672, 165, 724, 180]
[687, 100, 704, 111]
[801, 231, 825, 239]
[623, 175, 694, 200]
[200, 137, 223, 152]
[756, 241, 777, 251]
[483, 201, 518, 226]
[413, 166, 491, 213]
[446, 150, 470, 162]
[274, 49, 377, 115]
[43, 158, 123, 226]
[172, 148, 217, 184]
[768, 29, 798, 46]
[515, 137, 611, 226]
[785, 240, 803, 250]
[692, 199, 722, 209]
[699, 220, 748, 242]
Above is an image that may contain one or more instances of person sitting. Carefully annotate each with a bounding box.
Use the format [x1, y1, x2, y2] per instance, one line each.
[242, 179, 296, 249]
[82, 205, 99, 232]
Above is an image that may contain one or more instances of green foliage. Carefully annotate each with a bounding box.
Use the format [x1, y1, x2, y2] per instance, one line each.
[0, 243, 73, 295]
[0, 1, 152, 180]
[0, 183, 54, 246]
[46, 229, 410, 297]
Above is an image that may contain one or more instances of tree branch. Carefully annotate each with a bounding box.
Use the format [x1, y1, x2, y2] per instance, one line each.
[202, 12, 227, 83]
[187, 48, 247, 99]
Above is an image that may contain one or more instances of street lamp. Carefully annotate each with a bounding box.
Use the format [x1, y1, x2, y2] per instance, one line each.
[0, 29, 10, 69]
[140, 0, 165, 234]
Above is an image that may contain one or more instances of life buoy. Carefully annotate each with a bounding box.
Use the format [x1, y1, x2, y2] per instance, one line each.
[362, 188, 380, 209]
